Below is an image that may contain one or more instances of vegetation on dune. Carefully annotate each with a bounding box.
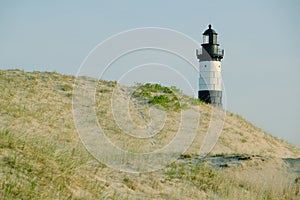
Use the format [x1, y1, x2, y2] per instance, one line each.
[0, 129, 107, 199]
[1, 127, 298, 199]
[0, 69, 299, 199]
[132, 83, 183, 111]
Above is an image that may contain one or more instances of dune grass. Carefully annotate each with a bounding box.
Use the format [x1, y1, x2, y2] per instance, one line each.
[0, 69, 299, 199]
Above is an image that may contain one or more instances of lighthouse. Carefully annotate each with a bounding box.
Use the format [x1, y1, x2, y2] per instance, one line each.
[196, 24, 224, 107]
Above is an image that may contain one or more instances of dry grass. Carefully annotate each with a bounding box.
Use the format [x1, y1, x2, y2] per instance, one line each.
[0, 69, 299, 199]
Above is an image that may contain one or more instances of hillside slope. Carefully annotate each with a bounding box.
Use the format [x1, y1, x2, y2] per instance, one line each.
[0, 69, 299, 199]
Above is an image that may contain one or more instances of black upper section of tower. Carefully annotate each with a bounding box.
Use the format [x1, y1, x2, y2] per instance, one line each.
[196, 24, 224, 61]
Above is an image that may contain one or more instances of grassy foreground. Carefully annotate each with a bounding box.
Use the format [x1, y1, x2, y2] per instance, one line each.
[0, 69, 299, 199]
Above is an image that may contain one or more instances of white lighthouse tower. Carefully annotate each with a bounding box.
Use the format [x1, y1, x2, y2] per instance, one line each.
[196, 24, 224, 107]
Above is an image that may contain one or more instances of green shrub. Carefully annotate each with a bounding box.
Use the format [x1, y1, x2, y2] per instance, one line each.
[57, 84, 73, 91]
[191, 98, 202, 105]
[132, 83, 182, 111]
[241, 138, 247, 143]
[149, 95, 170, 105]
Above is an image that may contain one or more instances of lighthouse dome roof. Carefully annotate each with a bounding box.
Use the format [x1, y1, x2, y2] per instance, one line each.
[203, 24, 217, 35]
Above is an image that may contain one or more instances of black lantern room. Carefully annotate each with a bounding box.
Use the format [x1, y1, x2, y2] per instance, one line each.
[197, 24, 224, 61]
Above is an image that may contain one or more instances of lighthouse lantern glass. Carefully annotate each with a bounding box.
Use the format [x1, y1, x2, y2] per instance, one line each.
[203, 35, 209, 44]
[213, 35, 217, 44]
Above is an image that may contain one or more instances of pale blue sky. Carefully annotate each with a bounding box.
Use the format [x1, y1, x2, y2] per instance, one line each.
[1, 0, 300, 147]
